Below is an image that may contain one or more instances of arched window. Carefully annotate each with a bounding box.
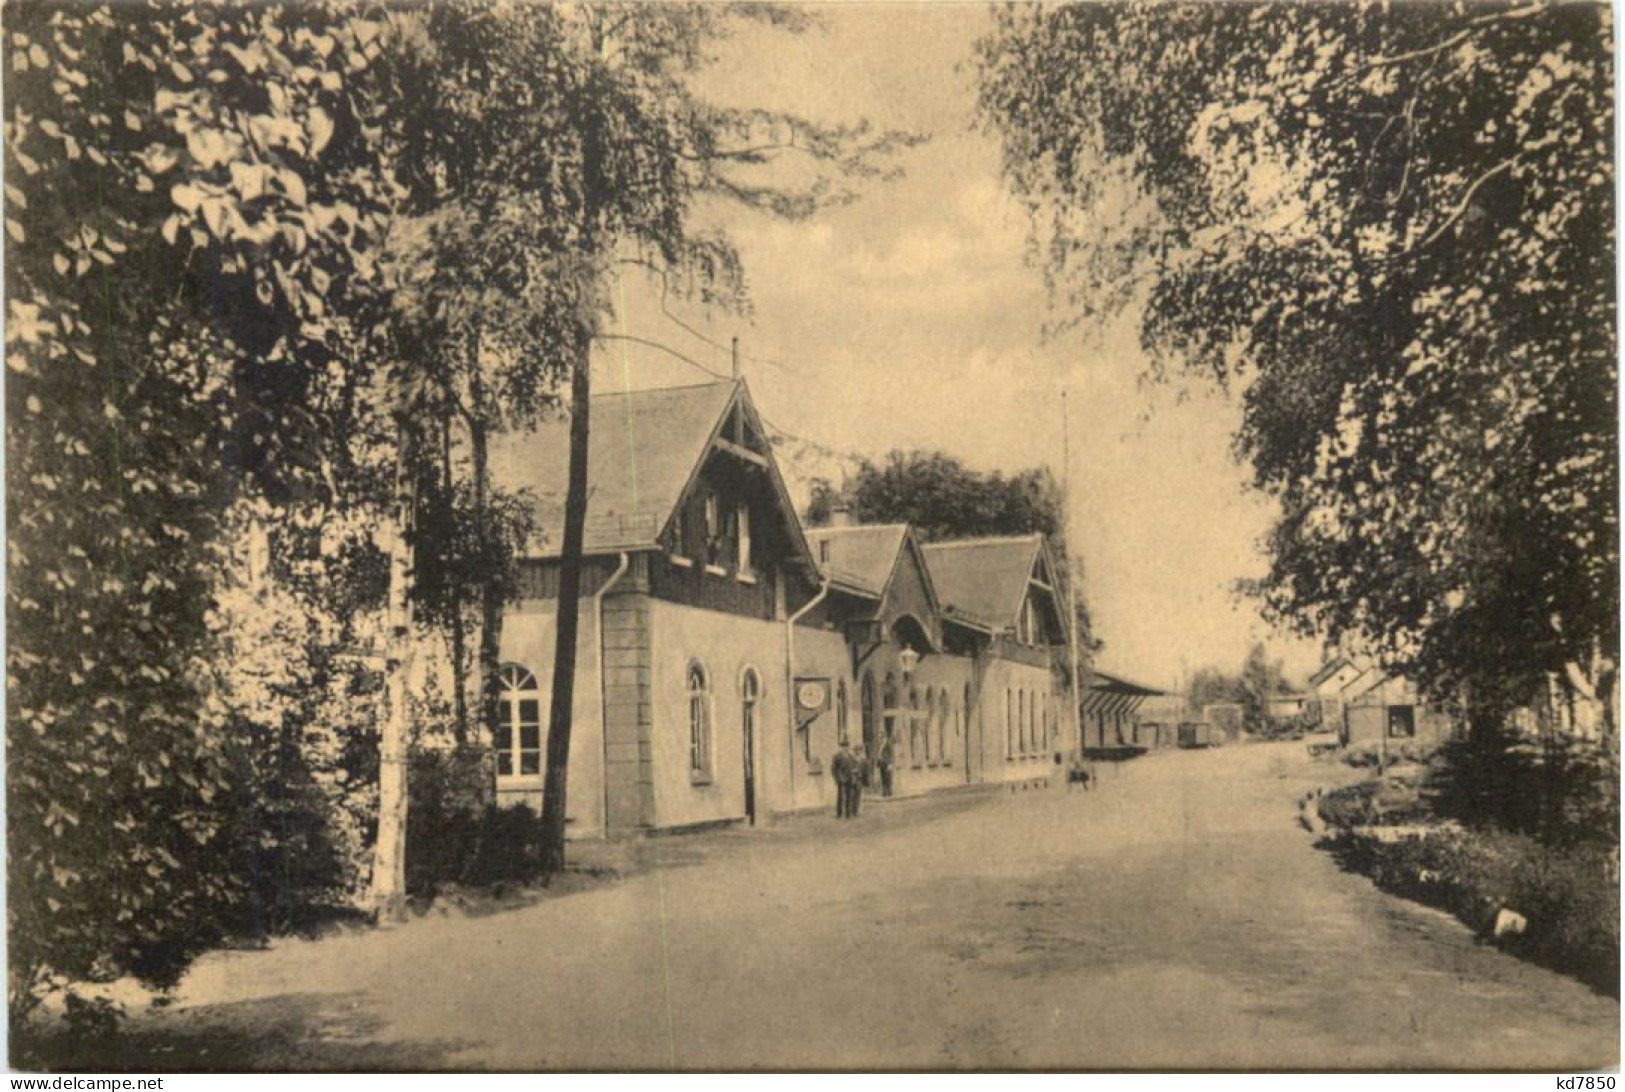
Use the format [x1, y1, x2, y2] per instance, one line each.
[924, 689, 936, 764]
[836, 679, 850, 747]
[687, 662, 712, 777]
[1018, 690, 1027, 755]
[741, 666, 761, 766]
[938, 687, 949, 762]
[1005, 689, 1013, 760]
[1027, 690, 1036, 756]
[883, 672, 900, 755]
[497, 664, 543, 778]
[909, 686, 922, 768]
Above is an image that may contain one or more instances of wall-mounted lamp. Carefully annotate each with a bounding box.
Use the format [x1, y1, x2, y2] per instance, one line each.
[899, 646, 921, 680]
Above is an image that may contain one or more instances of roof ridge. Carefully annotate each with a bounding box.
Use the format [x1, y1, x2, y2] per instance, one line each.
[806, 523, 909, 535]
[922, 533, 1043, 550]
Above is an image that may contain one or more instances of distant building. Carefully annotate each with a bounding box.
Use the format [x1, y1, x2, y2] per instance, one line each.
[1307, 652, 1455, 748]
[1340, 669, 1455, 748]
[1308, 655, 1365, 727]
[1264, 694, 1312, 721]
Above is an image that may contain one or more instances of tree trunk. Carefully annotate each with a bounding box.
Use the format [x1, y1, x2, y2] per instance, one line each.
[469, 404, 504, 806]
[539, 329, 592, 875]
[442, 407, 469, 745]
[371, 412, 417, 922]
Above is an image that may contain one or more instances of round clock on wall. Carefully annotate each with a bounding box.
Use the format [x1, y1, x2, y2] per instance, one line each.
[796, 680, 827, 711]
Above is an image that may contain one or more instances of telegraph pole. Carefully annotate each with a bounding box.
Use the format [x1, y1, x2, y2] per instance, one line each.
[1062, 389, 1087, 761]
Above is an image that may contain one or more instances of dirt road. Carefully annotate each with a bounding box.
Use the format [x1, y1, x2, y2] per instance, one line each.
[119, 742, 1617, 1070]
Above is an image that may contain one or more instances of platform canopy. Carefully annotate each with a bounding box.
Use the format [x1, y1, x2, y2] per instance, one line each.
[1081, 670, 1169, 720]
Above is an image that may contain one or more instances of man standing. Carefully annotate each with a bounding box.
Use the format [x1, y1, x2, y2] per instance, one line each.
[878, 737, 895, 798]
[832, 741, 854, 819]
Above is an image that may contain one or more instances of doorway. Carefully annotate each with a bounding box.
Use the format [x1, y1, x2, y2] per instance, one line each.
[742, 668, 760, 824]
[861, 671, 878, 787]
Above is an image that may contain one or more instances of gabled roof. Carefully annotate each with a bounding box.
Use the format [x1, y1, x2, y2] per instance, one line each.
[491, 379, 812, 568]
[804, 523, 946, 631]
[921, 534, 1059, 635]
[1308, 656, 1357, 687]
[1340, 665, 1392, 703]
[804, 524, 907, 599]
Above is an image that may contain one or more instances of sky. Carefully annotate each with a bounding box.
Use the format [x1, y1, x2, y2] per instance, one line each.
[592, 4, 1323, 690]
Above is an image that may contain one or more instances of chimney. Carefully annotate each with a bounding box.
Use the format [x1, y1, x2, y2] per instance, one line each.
[731, 335, 741, 380]
[829, 497, 854, 529]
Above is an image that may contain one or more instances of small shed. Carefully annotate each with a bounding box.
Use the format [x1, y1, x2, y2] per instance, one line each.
[1342, 672, 1455, 748]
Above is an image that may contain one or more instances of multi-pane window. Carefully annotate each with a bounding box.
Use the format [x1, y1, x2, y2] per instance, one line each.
[737, 503, 752, 574]
[496, 664, 543, 778]
[688, 662, 712, 776]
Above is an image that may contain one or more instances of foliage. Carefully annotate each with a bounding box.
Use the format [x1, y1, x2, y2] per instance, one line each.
[1340, 739, 1441, 769]
[1321, 800, 1618, 996]
[211, 517, 385, 936]
[809, 450, 1099, 653]
[5, 1, 393, 1019]
[977, 2, 1617, 722]
[1187, 641, 1292, 730]
[405, 750, 548, 898]
[1424, 731, 1619, 848]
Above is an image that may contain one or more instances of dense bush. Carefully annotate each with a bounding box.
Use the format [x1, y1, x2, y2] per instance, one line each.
[1425, 733, 1619, 848]
[1326, 822, 1618, 997]
[1316, 780, 1433, 829]
[405, 745, 548, 897]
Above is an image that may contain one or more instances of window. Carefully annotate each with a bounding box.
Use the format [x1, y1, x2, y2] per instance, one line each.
[819, 539, 831, 565]
[937, 687, 949, 763]
[883, 672, 899, 752]
[1018, 690, 1027, 755]
[1005, 689, 1013, 760]
[924, 689, 936, 764]
[737, 503, 752, 574]
[496, 664, 543, 778]
[837, 679, 850, 746]
[688, 662, 712, 779]
[963, 683, 973, 762]
[1387, 705, 1417, 738]
[704, 493, 722, 566]
[909, 687, 922, 767]
[1041, 700, 1049, 753]
[742, 666, 762, 763]
[670, 507, 689, 560]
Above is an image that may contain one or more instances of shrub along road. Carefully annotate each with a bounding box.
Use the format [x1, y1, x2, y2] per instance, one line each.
[95, 742, 1617, 1070]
